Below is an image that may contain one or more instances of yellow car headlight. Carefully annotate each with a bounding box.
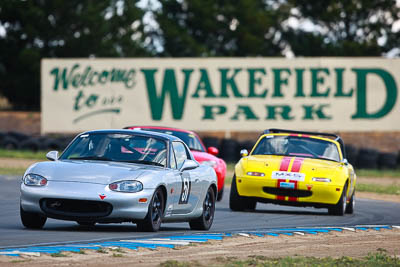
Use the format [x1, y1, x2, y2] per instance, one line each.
[312, 177, 331, 182]
[247, 172, 265, 177]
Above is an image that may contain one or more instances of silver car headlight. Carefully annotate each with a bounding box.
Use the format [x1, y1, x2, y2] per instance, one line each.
[201, 160, 217, 168]
[109, 180, 143, 193]
[23, 173, 48, 186]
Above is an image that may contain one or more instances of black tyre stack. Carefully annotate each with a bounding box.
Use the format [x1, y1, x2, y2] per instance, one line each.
[220, 139, 238, 162]
[202, 137, 220, 151]
[377, 152, 398, 169]
[0, 131, 73, 152]
[0, 131, 30, 150]
[344, 144, 358, 166]
[356, 148, 379, 169]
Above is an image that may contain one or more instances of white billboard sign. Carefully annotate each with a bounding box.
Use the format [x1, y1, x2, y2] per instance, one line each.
[41, 58, 400, 133]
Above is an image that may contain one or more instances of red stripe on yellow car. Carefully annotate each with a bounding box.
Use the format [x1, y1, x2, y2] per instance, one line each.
[277, 157, 292, 200]
[279, 157, 291, 171]
[288, 158, 304, 202]
[291, 158, 304, 172]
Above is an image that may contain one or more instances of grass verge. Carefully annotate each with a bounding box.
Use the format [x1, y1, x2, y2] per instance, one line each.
[0, 167, 25, 175]
[0, 149, 47, 160]
[356, 169, 400, 178]
[160, 250, 400, 267]
[357, 183, 400, 195]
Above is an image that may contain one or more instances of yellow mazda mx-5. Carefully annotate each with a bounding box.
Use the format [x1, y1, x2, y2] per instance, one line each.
[230, 129, 356, 216]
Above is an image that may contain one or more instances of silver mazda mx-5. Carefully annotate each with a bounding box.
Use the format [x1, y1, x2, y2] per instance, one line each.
[20, 129, 217, 232]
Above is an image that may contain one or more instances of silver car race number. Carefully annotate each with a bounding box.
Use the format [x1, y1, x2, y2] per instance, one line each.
[179, 173, 191, 204]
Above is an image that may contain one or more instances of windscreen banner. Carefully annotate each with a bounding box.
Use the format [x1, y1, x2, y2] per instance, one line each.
[41, 58, 400, 133]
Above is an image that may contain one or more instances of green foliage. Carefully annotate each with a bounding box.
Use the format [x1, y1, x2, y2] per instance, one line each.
[96, 248, 108, 254]
[160, 260, 198, 267]
[0, 0, 149, 110]
[154, 0, 288, 57]
[50, 252, 67, 257]
[284, 0, 400, 56]
[1, 0, 400, 110]
[161, 251, 400, 266]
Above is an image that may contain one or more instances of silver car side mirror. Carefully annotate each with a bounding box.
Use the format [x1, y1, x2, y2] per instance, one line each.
[180, 159, 199, 172]
[46, 151, 59, 161]
[240, 149, 248, 157]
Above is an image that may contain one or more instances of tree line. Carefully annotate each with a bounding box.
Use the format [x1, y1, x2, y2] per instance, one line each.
[0, 0, 399, 110]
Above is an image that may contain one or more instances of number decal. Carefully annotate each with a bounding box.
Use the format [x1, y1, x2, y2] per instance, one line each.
[179, 173, 191, 204]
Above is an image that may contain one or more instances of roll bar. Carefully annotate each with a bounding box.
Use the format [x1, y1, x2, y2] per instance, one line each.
[263, 128, 346, 159]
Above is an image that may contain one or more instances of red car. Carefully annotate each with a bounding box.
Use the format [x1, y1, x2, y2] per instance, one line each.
[125, 126, 226, 201]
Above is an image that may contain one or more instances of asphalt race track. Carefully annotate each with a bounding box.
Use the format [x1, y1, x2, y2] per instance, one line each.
[1, 175, 400, 248]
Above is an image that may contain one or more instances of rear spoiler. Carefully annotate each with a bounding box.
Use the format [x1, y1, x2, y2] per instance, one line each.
[263, 128, 346, 159]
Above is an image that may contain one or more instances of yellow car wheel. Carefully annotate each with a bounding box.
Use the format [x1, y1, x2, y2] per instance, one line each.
[345, 191, 355, 214]
[229, 176, 257, 211]
[328, 185, 347, 216]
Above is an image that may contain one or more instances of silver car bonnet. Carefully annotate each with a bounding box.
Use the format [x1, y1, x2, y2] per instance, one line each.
[26, 160, 165, 185]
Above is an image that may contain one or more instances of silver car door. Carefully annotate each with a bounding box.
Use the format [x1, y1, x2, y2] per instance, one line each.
[171, 141, 200, 214]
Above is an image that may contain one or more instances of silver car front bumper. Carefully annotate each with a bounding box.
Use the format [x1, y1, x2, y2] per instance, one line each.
[20, 181, 154, 222]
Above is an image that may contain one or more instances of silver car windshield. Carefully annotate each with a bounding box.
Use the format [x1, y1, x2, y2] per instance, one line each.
[60, 133, 167, 167]
[252, 135, 340, 162]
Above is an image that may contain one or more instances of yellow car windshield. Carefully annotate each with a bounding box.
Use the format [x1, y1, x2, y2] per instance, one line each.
[252, 135, 340, 162]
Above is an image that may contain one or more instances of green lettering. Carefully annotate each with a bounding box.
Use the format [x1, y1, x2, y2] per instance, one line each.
[219, 68, 243, 98]
[79, 66, 91, 87]
[99, 71, 109, 84]
[72, 73, 81, 88]
[265, 105, 294, 120]
[302, 104, 332, 120]
[50, 64, 79, 91]
[124, 69, 136, 89]
[202, 105, 227, 120]
[247, 68, 268, 98]
[141, 68, 193, 120]
[89, 71, 98, 85]
[310, 68, 330, 97]
[230, 105, 259, 120]
[294, 68, 305, 97]
[85, 94, 98, 107]
[351, 68, 398, 119]
[334, 68, 353, 97]
[272, 68, 291, 97]
[74, 90, 84, 111]
[192, 69, 216, 98]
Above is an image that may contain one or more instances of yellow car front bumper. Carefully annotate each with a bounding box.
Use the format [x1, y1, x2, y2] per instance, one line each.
[235, 176, 343, 206]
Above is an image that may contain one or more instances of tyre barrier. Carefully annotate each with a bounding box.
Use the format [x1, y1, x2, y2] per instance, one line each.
[43, 138, 64, 151]
[0, 136, 19, 150]
[202, 137, 220, 150]
[19, 138, 44, 152]
[398, 151, 400, 166]
[201, 136, 400, 168]
[377, 152, 398, 169]
[0, 130, 399, 169]
[6, 131, 30, 142]
[0, 131, 73, 152]
[239, 140, 256, 153]
[220, 139, 239, 162]
[355, 148, 379, 169]
[344, 144, 359, 166]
